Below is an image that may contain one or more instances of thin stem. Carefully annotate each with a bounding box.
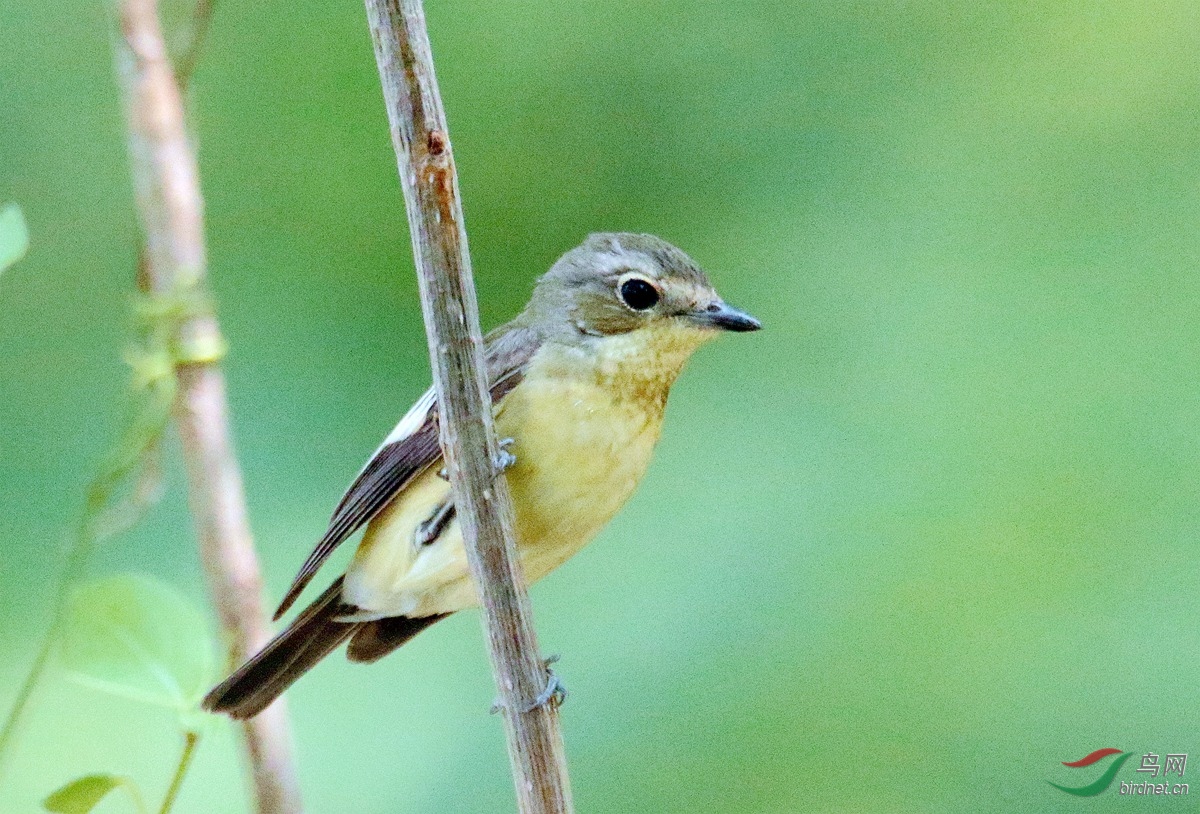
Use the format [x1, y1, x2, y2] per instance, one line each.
[0, 404, 169, 778]
[0, 627, 51, 773]
[0, 546, 79, 772]
[124, 776, 152, 814]
[113, 0, 303, 811]
[362, 0, 574, 811]
[174, 0, 217, 92]
[157, 731, 200, 814]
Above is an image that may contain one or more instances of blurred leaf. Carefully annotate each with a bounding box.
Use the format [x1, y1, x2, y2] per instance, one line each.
[58, 574, 216, 712]
[43, 773, 145, 814]
[0, 202, 29, 274]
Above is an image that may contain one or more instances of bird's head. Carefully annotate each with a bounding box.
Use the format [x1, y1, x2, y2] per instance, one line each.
[525, 233, 761, 355]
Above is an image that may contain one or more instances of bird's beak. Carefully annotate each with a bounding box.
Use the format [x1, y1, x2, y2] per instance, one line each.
[689, 301, 762, 332]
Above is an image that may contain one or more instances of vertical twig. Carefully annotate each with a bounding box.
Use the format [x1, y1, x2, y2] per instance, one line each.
[157, 730, 200, 814]
[113, 1, 303, 812]
[361, 1, 574, 812]
[173, 0, 217, 91]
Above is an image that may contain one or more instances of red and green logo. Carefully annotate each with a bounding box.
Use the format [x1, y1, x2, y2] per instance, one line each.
[1049, 748, 1131, 796]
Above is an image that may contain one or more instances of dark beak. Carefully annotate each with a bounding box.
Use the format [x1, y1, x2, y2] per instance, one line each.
[691, 301, 762, 332]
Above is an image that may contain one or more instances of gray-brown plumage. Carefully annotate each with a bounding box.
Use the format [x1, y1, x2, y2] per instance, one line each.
[203, 233, 759, 720]
[272, 324, 537, 621]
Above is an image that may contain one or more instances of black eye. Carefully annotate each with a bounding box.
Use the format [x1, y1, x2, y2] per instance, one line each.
[618, 277, 660, 311]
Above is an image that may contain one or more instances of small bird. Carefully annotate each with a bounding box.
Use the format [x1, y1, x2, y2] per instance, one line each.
[204, 233, 760, 719]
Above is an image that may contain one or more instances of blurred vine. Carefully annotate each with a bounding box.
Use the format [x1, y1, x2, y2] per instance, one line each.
[41, 574, 217, 814]
[0, 0, 222, 786]
[0, 285, 181, 774]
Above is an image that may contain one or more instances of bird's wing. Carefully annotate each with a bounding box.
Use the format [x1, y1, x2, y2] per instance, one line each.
[273, 323, 540, 620]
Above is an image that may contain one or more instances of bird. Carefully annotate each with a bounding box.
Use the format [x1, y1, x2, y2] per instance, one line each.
[203, 233, 760, 719]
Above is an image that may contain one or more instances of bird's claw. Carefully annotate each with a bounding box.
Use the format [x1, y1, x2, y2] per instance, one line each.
[525, 659, 567, 712]
[489, 654, 566, 715]
[441, 439, 514, 482]
[493, 437, 517, 474]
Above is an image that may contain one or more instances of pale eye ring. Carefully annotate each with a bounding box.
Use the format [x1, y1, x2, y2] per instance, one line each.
[617, 275, 660, 311]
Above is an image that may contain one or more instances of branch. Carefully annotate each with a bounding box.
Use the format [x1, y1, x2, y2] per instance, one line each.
[361, 1, 574, 811]
[113, 2, 303, 812]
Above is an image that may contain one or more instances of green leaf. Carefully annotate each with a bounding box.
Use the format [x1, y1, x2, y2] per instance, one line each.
[58, 574, 216, 712]
[43, 774, 134, 814]
[0, 202, 29, 274]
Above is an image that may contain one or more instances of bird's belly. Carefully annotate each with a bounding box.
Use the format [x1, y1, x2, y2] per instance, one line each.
[344, 376, 662, 617]
[502, 377, 662, 583]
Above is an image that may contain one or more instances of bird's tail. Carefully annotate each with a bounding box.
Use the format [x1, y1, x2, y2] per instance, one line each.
[203, 577, 449, 720]
[204, 577, 358, 720]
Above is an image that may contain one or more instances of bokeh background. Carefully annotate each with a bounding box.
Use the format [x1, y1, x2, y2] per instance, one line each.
[3, 1, 1199, 811]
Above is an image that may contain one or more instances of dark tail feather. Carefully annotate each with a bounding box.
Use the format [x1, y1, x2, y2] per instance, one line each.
[203, 577, 359, 720]
[346, 613, 449, 663]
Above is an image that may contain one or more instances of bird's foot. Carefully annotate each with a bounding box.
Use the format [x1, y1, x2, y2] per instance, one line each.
[493, 437, 517, 474]
[489, 654, 567, 715]
[525, 654, 567, 711]
[438, 438, 514, 482]
[414, 499, 455, 547]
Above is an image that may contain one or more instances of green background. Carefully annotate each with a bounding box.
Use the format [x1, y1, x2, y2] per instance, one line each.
[3, 0, 1199, 811]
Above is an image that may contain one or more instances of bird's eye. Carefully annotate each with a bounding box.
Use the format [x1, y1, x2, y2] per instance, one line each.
[618, 277, 660, 311]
